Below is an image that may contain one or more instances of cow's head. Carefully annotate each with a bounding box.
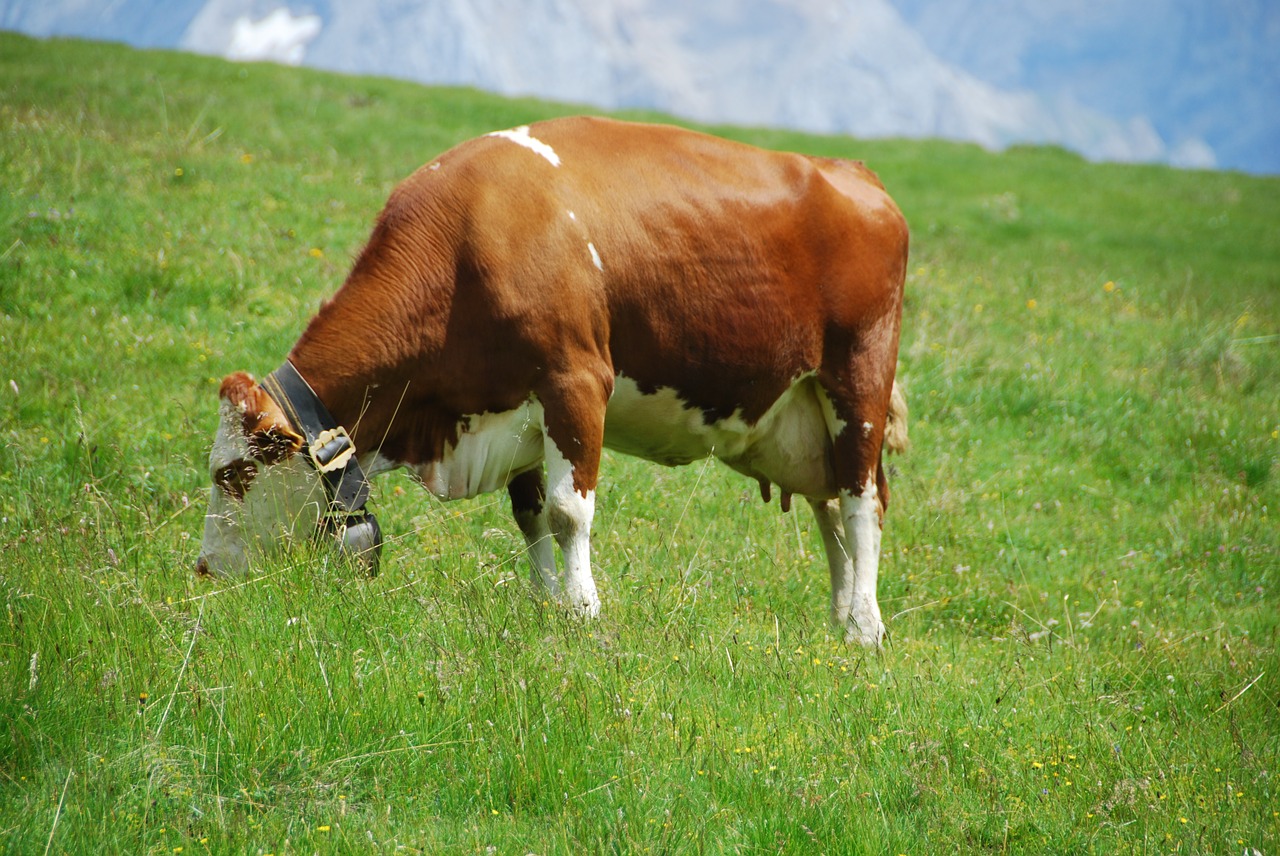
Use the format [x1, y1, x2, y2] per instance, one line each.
[197, 371, 384, 576]
[196, 372, 322, 575]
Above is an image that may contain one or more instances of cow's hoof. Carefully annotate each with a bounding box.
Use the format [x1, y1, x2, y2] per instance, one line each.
[846, 624, 885, 649]
[562, 586, 601, 619]
[845, 605, 885, 649]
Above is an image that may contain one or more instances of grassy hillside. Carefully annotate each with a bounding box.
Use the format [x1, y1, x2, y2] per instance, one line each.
[2, 32, 1277, 854]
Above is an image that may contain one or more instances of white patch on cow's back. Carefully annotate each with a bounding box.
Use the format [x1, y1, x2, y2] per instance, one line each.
[414, 399, 545, 500]
[486, 125, 561, 167]
[588, 242, 603, 271]
[603, 373, 837, 498]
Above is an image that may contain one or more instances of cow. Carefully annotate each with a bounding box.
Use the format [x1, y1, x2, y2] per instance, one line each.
[196, 116, 909, 647]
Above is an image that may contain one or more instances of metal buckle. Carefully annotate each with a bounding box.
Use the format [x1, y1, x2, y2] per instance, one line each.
[309, 426, 355, 473]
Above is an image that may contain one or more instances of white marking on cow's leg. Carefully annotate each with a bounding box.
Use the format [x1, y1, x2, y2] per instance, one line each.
[542, 437, 600, 617]
[807, 497, 852, 625]
[837, 478, 885, 647]
[514, 502, 560, 596]
[485, 125, 561, 167]
[509, 469, 560, 597]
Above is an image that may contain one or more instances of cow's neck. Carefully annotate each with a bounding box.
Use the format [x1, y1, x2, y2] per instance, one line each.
[281, 194, 488, 469]
[284, 268, 457, 469]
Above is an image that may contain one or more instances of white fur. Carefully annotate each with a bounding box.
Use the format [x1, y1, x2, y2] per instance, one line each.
[807, 497, 850, 623]
[601, 374, 883, 644]
[816, 385, 848, 440]
[199, 400, 325, 575]
[806, 479, 884, 646]
[486, 125, 561, 167]
[414, 401, 545, 499]
[603, 373, 835, 498]
[541, 428, 600, 616]
[838, 479, 884, 646]
[403, 398, 599, 613]
[513, 499, 559, 595]
[200, 371, 888, 646]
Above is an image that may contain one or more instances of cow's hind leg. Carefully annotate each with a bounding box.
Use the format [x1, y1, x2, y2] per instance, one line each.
[508, 468, 560, 597]
[808, 497, 857, 627]
[839, 476, 885, 647]
[818, 378, 893, 648]
[538, 369, 611, 617]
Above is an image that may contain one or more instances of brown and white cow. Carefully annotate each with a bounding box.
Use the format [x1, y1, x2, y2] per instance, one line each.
[197, 116, 908, 646]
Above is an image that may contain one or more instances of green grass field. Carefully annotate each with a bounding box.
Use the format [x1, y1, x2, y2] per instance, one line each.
[1, 32, 1277, 854]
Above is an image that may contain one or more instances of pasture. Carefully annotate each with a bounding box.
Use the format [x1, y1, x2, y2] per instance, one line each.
[1, 33, 1277, 854]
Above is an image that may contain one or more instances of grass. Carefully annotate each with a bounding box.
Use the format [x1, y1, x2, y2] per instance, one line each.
[1, 31, 1277, 854]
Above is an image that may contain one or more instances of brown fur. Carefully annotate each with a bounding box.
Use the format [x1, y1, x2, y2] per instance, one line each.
[217, 371, 303, 477]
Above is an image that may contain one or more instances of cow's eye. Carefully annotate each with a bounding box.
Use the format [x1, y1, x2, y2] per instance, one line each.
[214, 459, 258, 501]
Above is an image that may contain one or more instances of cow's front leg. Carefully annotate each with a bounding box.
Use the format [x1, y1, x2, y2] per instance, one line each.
[538, 371, 611, 618]
[542, 435, 600, 616]
[508, 468, 560, 597]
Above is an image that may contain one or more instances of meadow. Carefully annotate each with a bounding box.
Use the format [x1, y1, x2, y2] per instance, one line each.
[1, 32, 1277, 854]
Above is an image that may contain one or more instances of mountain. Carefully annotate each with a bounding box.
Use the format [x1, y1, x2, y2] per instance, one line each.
[890, 0, 1280, 174]
[2, 0, 1275, 173]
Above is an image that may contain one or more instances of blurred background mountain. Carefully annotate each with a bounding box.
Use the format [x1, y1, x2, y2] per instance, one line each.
[4, 0, 1276, 173]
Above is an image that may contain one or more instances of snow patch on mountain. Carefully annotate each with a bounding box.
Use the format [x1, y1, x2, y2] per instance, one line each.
[222, 8, 320, 65]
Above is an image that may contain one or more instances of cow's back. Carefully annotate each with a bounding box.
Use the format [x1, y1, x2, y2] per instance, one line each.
[448, 116, 908, 419]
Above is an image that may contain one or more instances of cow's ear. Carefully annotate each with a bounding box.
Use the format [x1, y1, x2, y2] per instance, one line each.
[218, 372, 261, 413]
[219, 372, 305, 463]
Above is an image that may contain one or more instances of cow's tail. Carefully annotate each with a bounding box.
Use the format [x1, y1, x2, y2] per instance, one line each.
[884, 380, 909, 455]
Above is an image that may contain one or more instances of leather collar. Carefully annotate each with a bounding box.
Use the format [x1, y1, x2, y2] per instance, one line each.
[262, 360, 373, 515]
